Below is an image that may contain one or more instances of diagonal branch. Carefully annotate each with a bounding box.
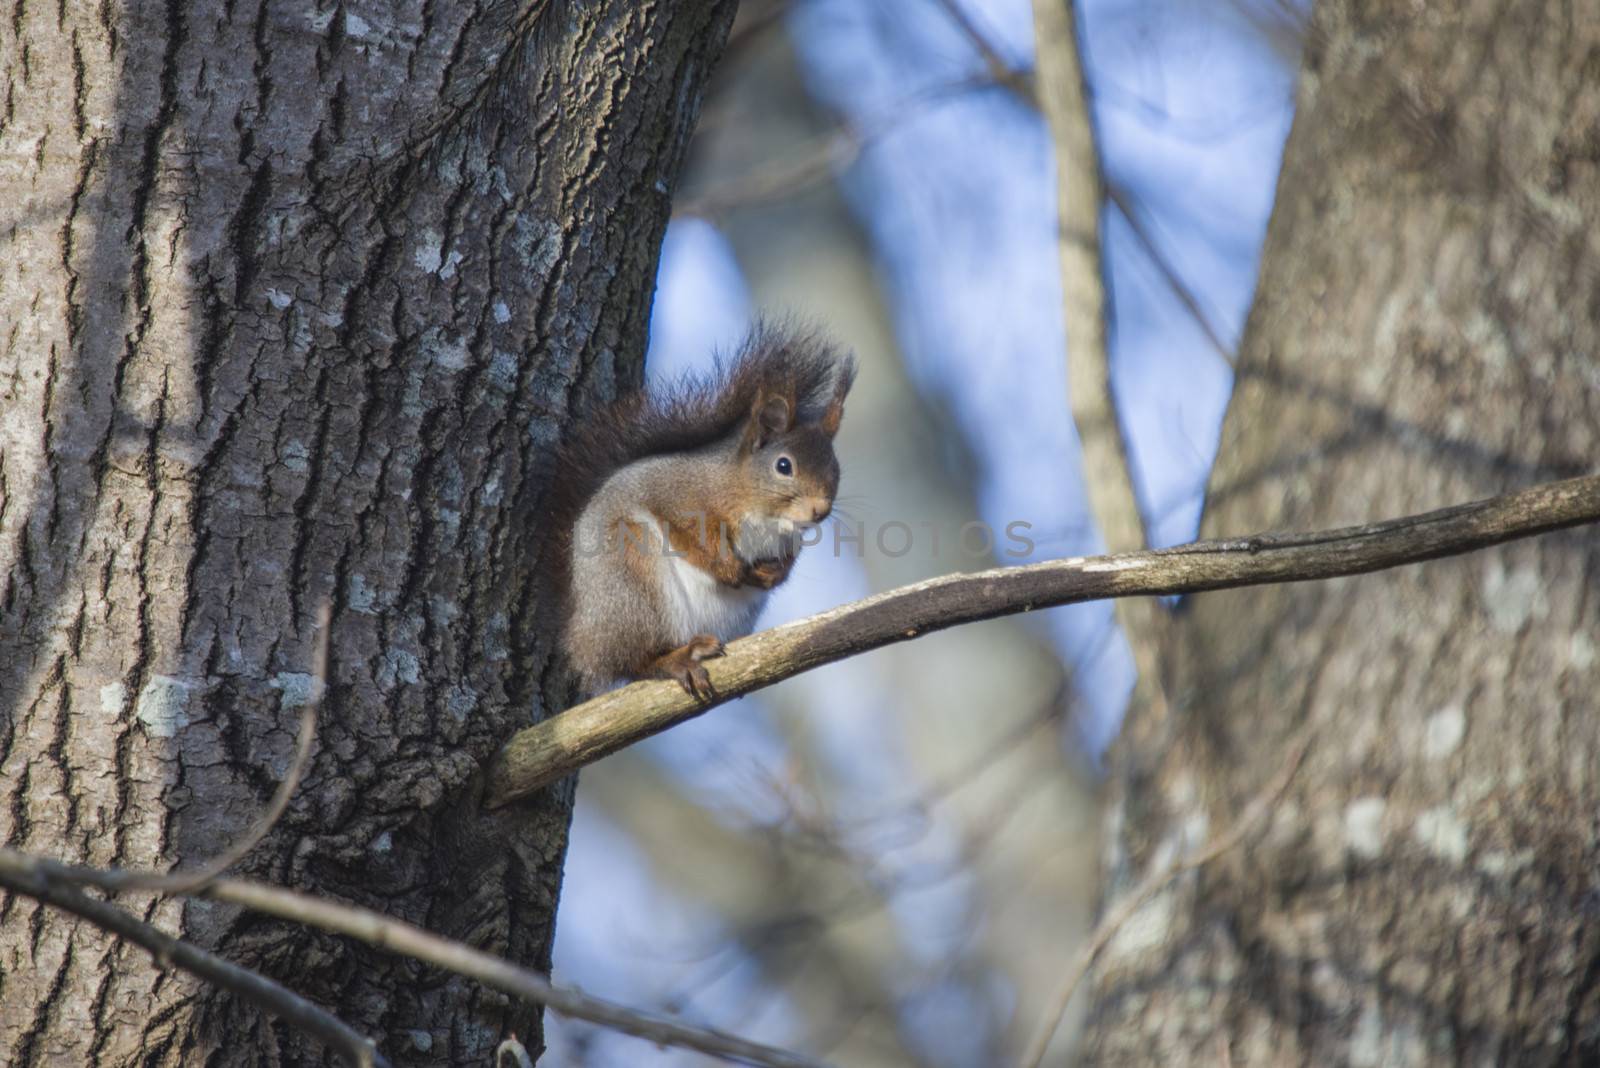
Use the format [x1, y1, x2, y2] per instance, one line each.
[484, 473, 1600, 807]
[202, 878, 827, 1068]
[0, 851, 388, 1068]
[929, 0, 1035, 101]
[0, 610, 822, 1067]
[8, 848, 826, 1068]
[1106, 178, 1235, 365]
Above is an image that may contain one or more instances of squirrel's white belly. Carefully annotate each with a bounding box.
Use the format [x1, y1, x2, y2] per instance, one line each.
[657, 550, 768, 645]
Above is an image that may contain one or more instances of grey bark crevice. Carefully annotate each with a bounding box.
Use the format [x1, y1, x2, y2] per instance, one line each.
[0, 1, 736, 1064]
[1085, 2, 1600, 1064]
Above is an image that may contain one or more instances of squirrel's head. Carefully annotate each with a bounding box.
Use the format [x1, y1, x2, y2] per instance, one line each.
[736, 362, 854, 527]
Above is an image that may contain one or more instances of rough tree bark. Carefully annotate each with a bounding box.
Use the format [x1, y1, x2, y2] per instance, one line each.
[0, 2, 733, 1064]
[1083, 1, 1600, 1064]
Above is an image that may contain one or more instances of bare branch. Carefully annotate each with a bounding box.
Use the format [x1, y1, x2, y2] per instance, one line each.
[1032, 0, 1175, 728]
[485, 474, 1600, 806]
[0, 583, 823, 1068]
[676, 71, 1003, 220]
[0, 851, 387, 1068]
[676, 123, 864, 220]
[15, 844, 825, 1068]
[4, 850, 826, 1068]
[928, 0, 1034, 101]
[885, 678, 1071, 816]
[1018, 733, 1310, 1067]
[722, 0, 793, 60]
[1106, 179, 1235, 366]
[686, 2, 1038, 220]
[201, 878, 827, 1068]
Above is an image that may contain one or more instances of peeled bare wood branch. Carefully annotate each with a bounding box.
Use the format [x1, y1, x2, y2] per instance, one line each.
[1033, 0, 1141, 550]
[485, 474, 1600, 807]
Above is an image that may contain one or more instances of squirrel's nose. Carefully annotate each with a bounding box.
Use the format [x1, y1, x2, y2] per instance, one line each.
[810, 501, 832, 523]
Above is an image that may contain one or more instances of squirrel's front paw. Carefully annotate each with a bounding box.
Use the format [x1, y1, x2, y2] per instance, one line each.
[686, 633, 725, 661]
[653, 634, 725, 700]
[747, 557, 792, 589]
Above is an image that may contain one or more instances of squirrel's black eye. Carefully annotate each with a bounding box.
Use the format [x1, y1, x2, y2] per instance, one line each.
[775, 456, 794, 477]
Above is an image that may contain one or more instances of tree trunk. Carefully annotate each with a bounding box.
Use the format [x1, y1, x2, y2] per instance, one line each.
[0, 2, 733, 1064]
[1084, 1, 1600, 1064]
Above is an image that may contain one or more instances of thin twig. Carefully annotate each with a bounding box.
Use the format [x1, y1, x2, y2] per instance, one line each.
[933, 0, 1241, 372]
[485, 474, 1600, 806]
[1106, 179, 1235, 366]
[0, 596, 823, 1068]
[676, 71, 1011, 220]
[12, 850, 832, 1068]
[928, 0, 1035, 101]
[1018, 733, 1310, 1068]
[0, 607, 370, 1062]
[720, 0, 794, 68]
[202, 878, 827, 1068]
[3, 850, 826, 1068]
[0, 851, 387, 1068]
[865, 677, 1071, 826]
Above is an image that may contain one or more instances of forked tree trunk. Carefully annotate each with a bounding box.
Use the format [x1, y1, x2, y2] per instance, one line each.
[1085, 1, 1600, 1063]
[0, 2, 733, 1064]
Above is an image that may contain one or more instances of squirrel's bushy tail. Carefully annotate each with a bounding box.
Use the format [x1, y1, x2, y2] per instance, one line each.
[541, 323, 855, 610]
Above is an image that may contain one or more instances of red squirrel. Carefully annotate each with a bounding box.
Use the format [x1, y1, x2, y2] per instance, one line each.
[547, 327, 855, 699]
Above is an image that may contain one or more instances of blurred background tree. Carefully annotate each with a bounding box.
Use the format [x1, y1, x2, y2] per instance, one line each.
[1084, 2, 1600, 1063]
[549, 0, 1600, 1065]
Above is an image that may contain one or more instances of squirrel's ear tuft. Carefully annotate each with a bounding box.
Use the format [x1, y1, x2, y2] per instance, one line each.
[819, 358, 856, 438]
[745, 392, 792, 451]
[759, 394, 792, 438]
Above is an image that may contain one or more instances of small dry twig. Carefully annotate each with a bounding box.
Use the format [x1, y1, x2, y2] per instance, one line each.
[202, 877, 829, 1068]
[929, 0, 1034, 101]
[1106, 179, 1235, 366]
[0, 850, 388, 1068]
[676, 71, 1004, 220]
[5, 851, 826, 1068]
[0, 604, 376, 1061]
[0, 601, 823, 1068]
